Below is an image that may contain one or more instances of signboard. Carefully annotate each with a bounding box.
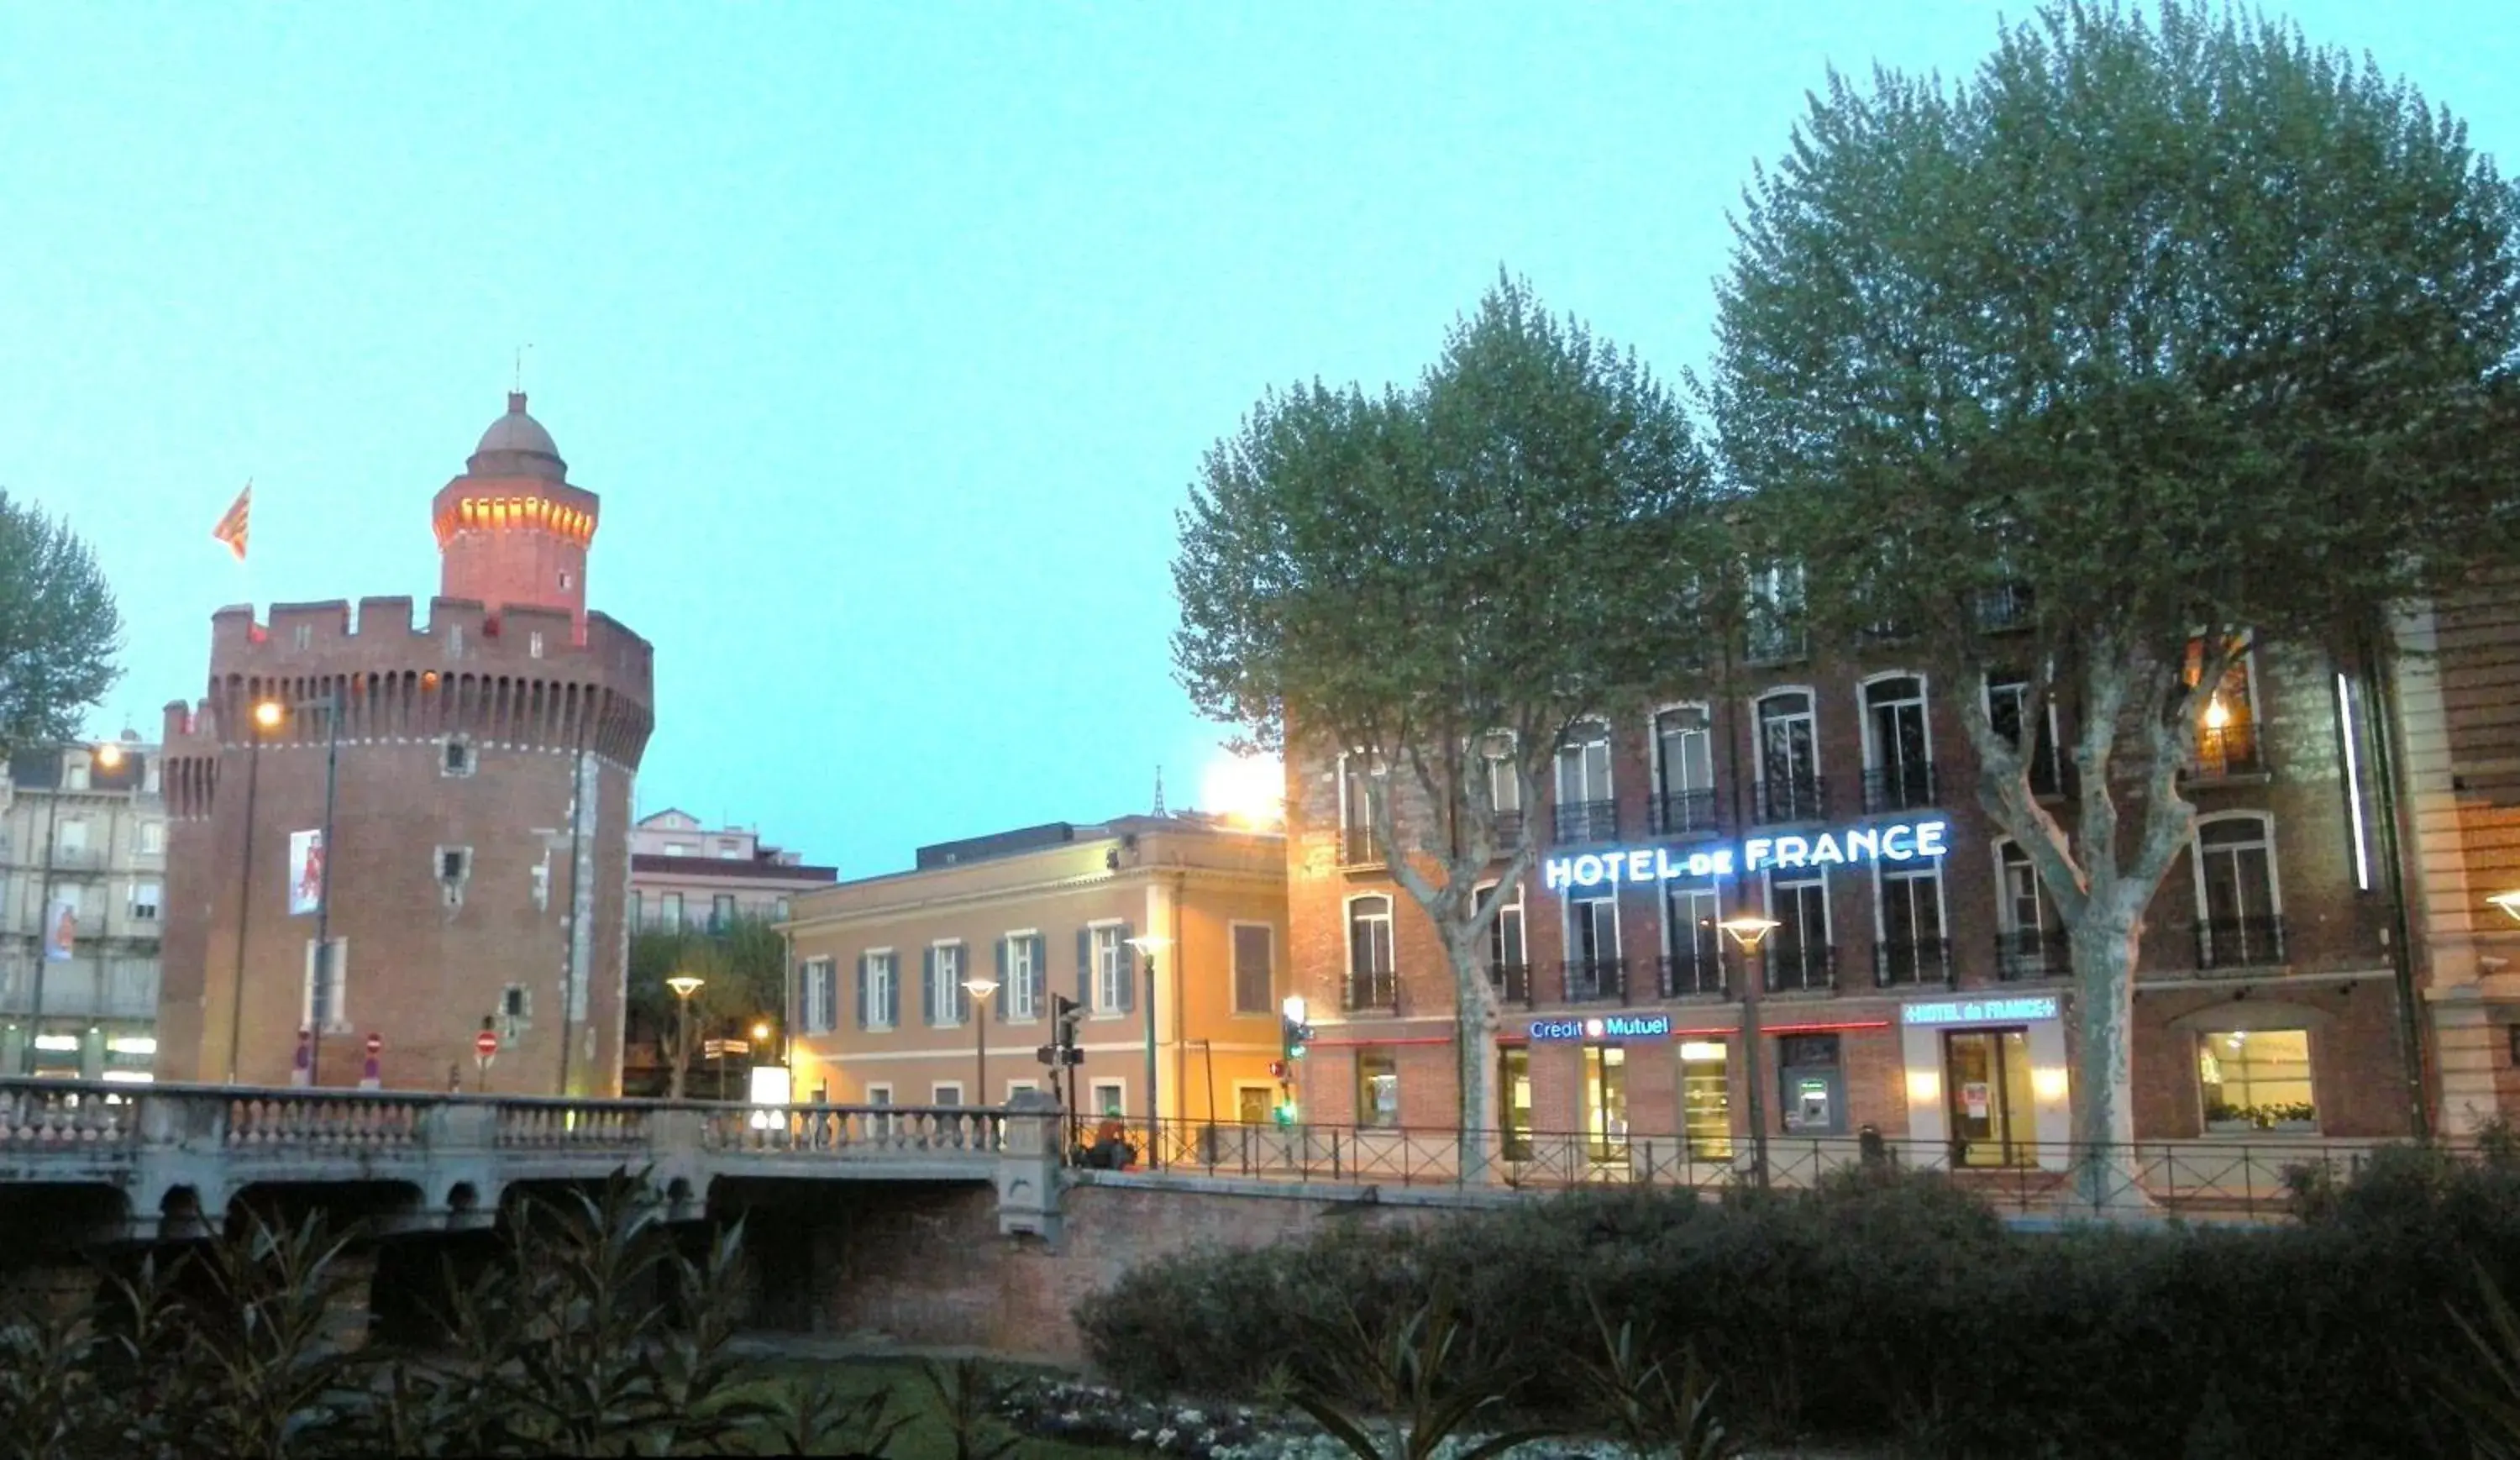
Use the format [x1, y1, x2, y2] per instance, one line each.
[1529, 1012, 1674, 1042]
[41, 899, 75, 963]
[286, 830, 326, 916]
[291, 1028, 312, 1088]
[1543, 817, 1950, 892]
[747, 1065, 792, 1131]
[365, 1032, 383, 1057]
[360, 1032, 382, 1090]
[1901, 995, 2061, 1027]
[702, 1038, 752, 1059]
[474, 1029, 500, 1060]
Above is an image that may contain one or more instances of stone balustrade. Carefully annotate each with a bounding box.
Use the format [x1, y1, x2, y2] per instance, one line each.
[0, 1079, 1065, 1244]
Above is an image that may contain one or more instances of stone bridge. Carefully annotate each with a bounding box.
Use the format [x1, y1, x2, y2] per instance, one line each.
[0, 1079, 1063, 1244]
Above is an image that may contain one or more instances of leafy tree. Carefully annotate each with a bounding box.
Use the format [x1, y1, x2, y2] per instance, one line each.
[1706, 1, 2520, 1200]
[1174, 274, 1725, 1174]
[0, 489, 123, 755]
[627, 917, 786, 1098]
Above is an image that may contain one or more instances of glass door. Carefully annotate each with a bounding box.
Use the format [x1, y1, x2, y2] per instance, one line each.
[1942, 1027, 2036, 1167]
[1680, 1040, 1731, 1160]
[1499, 1048, 1533, 1160]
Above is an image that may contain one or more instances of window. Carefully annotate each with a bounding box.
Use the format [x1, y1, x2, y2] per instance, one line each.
[2198, 1029, 2315, 1128]
[1876, 862, 1946, 985]
[1337, 754, 1381, 864]
[1681, 1039, 1731, 1159]
[57, 819, 87, 855]
[1777, 1033, 1844, 1134]
[631, 890, 645, 928]
[1346, 895, 1396, 1010]
[1091, 1080, 1126, 1118]
[773, 897, 791, 922]
[2186, 637, 2261, 777]
[1662, 883, 1721, 996]
[1553, 720, 1615, 842]
[1862, 675, 1934, 811]
[1484, 881, 1528, 1003]
[438, 847, 471, 908]
[1652, 706, 1714, 835]
[1091, 925, 1129, 1013]
[717, 839, 743, 859]
[801, 958, 837, 1033]
[1746, 561, 1808, 662]
[1567, 890, 1622, 1000]
[1003, 933, 1042, 1021]
[927, 943, 966, 1026]
[442, 738, 474, 777]
[1766, 870, 1832, 992]
[1583, 1045, 1629, 1161]
[2195, 816, 2283, 968]
[1995, 843, 2064, 979]
[932, 1082, 964, 1107]
[664, 842, 696, 856]
[1987, 675, 2065, 795]
[1231, 924, 1273, 1016]
[528, 630, 545, 659]
[129, 882, 162, 922]
[293, 622, 312, 651]
[711, 894, 736, 930]
[1007, 1079, 1042, 1102]
[860, 951, 899, 1031]
[302, 937, 349, 1032]
[136, 821, 165, 856]
[661, 893, 684, 932]
[1483, 733, 1524, 841]
[65, 760, 90, 791]
[1357, 1050, 1399, 1129]
[500, 985, 531, 1021]
[865, 1083, 893, 1106]
[1755, 692, 1821, 822]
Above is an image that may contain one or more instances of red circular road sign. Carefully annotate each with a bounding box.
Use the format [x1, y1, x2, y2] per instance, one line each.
[475, 1029, 499, 1058]
[365, 1033, 383, 1057]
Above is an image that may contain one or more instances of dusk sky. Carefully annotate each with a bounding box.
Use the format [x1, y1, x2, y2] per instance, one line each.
[2, 3, 2510, 878]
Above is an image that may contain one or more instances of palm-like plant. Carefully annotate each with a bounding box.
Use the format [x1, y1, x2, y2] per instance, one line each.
[1577, 1291, 1738, 1460]
[917, 1356, 1025, 1460]
[2444, 1263, 2520, 1459]
[1289, 1288, 1551, 1460]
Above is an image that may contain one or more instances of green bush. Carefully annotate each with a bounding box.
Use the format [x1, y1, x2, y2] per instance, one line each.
[1076, 1147, 2520, 1457]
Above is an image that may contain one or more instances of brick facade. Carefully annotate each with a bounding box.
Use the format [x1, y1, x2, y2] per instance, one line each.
[154, 396, 654, 1095]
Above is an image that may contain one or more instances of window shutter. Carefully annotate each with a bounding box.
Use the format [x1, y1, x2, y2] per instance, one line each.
[854, 958, 869, 1031]
[1029, 935, 1047, 1012]
[820, 964, 839, 1033]
[1116, 921, 1135, 1011]
[882, 956, 900, 1027]
[1077, 927, 1093, 1008]
[921, 948, 938, 1027]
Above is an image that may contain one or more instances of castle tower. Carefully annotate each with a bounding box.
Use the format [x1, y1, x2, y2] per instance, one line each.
[154, 394, 654, 1095]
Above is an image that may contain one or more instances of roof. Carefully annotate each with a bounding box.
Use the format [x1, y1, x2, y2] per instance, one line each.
[466, 391, 567, 481]
[630, 853, 838, 885]
[637, 808, 701, 829]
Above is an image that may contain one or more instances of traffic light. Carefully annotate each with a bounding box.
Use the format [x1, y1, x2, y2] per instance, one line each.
[1052, 994, 1081, 1040]
[1279, 1014, 1312, 1062]
[1273, 1099, 1298, 1127]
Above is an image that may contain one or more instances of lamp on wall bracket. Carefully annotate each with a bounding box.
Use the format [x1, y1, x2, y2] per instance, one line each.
[2487, 890, 2520, 924]
[1718, 916, 1781, 954]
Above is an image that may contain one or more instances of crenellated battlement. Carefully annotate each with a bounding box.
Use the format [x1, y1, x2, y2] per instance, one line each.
[207, 597, 652, 685]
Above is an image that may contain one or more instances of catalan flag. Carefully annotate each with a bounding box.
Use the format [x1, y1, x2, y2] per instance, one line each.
[213, 482, 251, 561]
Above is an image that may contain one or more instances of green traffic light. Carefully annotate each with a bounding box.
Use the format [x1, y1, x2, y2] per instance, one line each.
[1273, 1101, 1297, 1126]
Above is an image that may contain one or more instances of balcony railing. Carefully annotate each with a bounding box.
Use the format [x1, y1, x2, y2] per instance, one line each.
[2196, 916, 2286, 973]
[1660, 952, 1726, 999]
[1874, 937, 1954, 988]
[1336, 826, 1382, 867]
[1649, 789, 1719, 837]
[1745, 621, 1809, 665]
[1765, 943, 1835, 995]
[1488, 961, 1536, 1006]
[1562, 958, 1629, 1004]
[1490, 809, 1525, 847]
[1752, 775, 1826, 825]
[1551, 800, 1619, 844]
[1861, 762, 1939, 813]
[1997, 927, 2070, 981]
[2192, 723, 2265, 780]
[1344, 968, 1399, 1012]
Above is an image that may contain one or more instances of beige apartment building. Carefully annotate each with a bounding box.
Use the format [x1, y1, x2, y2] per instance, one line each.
[783, 815, 1288, 1124]
[2, 736, 165, 1081]
[630, 809, 837, 932]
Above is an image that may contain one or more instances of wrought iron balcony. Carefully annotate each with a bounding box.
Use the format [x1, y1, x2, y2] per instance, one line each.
[1344, 968, 1399, 1012]
[1562, 958, 1629, 1004]
[1649, 789, 1719, 837]
[2196, 916, 2286, 973]
[2190, 722, 2265, 780]
[1752, 775, 1827, 825]
[1551, 800, 1620, 844]
[1874, 937, 1954, 988]
[1488, 961, 1536, 1007]
[1660, 952, 1726, 999]
[1861, 762, 1939, 814]
[1745, 620, 1809, 666]
[1336, 826, 1382, 867]
[1764, 943, 1835, 995]
[1996, 927, 2070, 981]
[1489, 809, 1525, 848]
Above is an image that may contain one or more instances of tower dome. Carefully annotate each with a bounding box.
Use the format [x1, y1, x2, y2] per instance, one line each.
[467, 391, 567, 480]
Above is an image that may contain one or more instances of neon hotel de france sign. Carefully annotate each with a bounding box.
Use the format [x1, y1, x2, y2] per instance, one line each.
[1541, 817, 1952, 893]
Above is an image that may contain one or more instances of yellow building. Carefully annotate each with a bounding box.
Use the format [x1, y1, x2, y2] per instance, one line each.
[782, 815, 1288, 1127]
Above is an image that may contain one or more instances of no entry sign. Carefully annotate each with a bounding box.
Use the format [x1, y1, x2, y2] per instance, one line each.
[475, 1029, 500, 1060]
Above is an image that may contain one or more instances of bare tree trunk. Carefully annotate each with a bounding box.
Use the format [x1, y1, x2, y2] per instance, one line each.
[2066, 892, 2149, 1211]
[1450, 932, 1499, 1184]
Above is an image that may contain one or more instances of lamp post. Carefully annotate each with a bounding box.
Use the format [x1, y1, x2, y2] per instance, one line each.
[1127, 934, 1171, 1167]
[959, 973, 1000, 1107]
[665, 974, 703, 1100]
[1719, 915, 1781, 1187]
[2490, 891, 2520, 924]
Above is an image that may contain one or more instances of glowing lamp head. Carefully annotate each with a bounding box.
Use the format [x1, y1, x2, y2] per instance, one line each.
[2490, 890, 2520, 924]
[2204, 696, 2232, 730]
[1718, 916, 1782, 953]
[1201, 753, 1286, 828]
[93, 743, 123, 770]
[750, 1021, 772, 1042]
[253, 701, 285, 731]
[665, 974, 704, 1000]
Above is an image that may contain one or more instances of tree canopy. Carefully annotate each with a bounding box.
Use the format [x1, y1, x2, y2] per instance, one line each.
[0, 490, 123, 754]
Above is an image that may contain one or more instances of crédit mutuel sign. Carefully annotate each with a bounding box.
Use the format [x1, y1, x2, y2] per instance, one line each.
[1541, 817, 1954, 892]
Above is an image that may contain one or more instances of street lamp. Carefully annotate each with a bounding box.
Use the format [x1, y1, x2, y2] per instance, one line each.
[1718, 916, 1782, 1186]
[2490, 890, 2520, 923]
[1127, 934, 1171, 1167]
[958, 973, 1000, 1109]
[665, 974, 704, 1100]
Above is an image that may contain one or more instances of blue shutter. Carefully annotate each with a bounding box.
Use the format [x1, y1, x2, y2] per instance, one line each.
[1029, 935, 1047, 1013]
[1116, 921, 1135, 1011]
[820, 963, 839, 1032]
[921, 948, 938, 1027]
[883, 954, 900, 1027]
[1077, 927, 1093, 1010]
[995, 936, 1009, 1013]
[853, 958, 869, 1031]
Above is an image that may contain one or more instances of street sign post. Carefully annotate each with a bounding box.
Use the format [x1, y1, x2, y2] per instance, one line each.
[360, 1032, 382, 1090]
[474, 1027, 499, 1091]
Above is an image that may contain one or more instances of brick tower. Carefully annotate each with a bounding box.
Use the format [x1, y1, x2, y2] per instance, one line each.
[155, 394, 655, 1095]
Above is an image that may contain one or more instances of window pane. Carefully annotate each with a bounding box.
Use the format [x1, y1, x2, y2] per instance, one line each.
[2198, 1029, 2314, 1125]
[1232, 926, 1273, 1014]
[1357, 1051, 1399, 1128]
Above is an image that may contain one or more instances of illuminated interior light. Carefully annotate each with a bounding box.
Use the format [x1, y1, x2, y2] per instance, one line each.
[33, 1034, 79, 1052]
[108, 1036, 156, 1055]
[2336, 673, 2373, 891]
[1904, 1068, 1942, 1104]
[1678, 1041, 1726, 1062]
[100, 1070, 154, 1084]
[2031, 1066, 2070, 1101]
[2204, 696, 2231, 730]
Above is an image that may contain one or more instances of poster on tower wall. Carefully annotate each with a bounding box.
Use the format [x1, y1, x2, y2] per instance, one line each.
[287, 830, 325, 916]
[42, 900, 75, 962]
